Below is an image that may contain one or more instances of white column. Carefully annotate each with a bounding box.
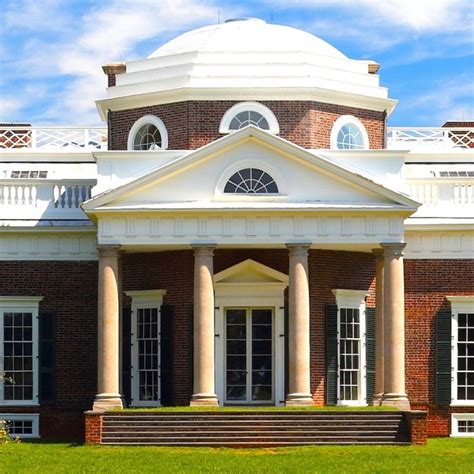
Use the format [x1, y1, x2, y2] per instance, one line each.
[380, 243, 410, 410]
[93, 245, 123, 411]
[190, 245, 218, 406]
[372, 248, 384, 404]
[286, 243, 313, 406]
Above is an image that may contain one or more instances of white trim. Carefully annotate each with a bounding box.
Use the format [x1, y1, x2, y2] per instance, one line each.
[214, 260, 287, 406]
[332, 289, 368, 407]
[215, 160, 287, 198]
[96, 86, 398, 121]
[219, 102, 279, 134]
[0, 413, 40, 438]
[0, 297, 42, 406]
[127, 115, 169, 151]
[125, 289, 166, 407]
[448, 296, 474, 407]
[451, 413, 474, 437]
[330, 115, 369, 150]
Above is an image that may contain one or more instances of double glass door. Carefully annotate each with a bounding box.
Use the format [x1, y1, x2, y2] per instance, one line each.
[225, 308, 274, 404]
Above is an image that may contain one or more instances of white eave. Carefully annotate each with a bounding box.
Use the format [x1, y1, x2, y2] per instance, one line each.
[96, 86, 397, 121]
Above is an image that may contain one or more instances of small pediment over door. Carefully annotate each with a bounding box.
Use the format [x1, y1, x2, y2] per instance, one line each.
[214, 259, 289, 288]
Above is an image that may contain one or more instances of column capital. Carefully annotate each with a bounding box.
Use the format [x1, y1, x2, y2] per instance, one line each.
[286, 242, 311, 255]
[97, 245, 121, 258]
[192, 244, 216, 257]
[380, 242, 406, 257]
[372, 248, 384, 259]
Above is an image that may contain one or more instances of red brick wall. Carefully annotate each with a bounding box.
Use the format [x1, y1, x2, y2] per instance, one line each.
[122, 249, 377, 405]
[109, 101, 385, 150]
[1, 255, 472, 439]
[0, 261, 98, 440]
[405, 259, 474, 436]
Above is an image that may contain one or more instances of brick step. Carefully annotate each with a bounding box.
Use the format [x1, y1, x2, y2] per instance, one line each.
[103, 425, 401, 432]
[101, 440, 410, 447]
[101, 435, 404, 444]
[103, 430, 402, 437]
[104, 415, 403, 423]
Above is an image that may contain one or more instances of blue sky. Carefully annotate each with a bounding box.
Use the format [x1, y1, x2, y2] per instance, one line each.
[1, 0, 473, 126]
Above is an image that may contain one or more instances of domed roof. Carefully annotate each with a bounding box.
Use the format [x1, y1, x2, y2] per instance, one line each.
[98, 18, 396, 120]
[149, 18, 346, 59]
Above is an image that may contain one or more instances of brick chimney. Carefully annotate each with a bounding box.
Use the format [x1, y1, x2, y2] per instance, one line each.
[102, 62, 126, 87]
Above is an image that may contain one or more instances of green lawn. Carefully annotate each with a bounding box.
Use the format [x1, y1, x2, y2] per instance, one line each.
[1, 439, 473, 473]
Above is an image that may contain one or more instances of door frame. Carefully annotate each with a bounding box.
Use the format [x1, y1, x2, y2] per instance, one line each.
[125, 289, 166, 407]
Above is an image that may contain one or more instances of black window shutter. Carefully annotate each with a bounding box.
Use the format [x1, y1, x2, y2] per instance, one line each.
[284, 304, 289, 398]
[188, 304, 194, 400]
[121, 307, 132, 407]
[326, 304, 338, 405]
[160, 305, 174, 406]
[436, 308, 452, 405]
[39, 311, 56, 404]
[365, 307, 376, 405]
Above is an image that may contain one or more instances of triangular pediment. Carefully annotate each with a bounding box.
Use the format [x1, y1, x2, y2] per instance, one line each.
[83, 126, 419, 214]
[214, 259, 288, 285]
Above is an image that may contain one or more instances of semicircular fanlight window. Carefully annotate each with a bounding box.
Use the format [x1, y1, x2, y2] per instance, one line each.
[224, 168, 279, 194]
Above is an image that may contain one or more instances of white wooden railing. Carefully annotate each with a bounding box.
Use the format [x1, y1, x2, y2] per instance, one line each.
[408, 181, 474, 205]
[388, 127, 474, 149]
[0, 180, 95, 210]
[0, 126, 107, 150]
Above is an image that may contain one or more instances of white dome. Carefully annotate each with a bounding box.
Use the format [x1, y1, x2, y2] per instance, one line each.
[98, 18, 396, 118]
[149, 18, 346, 59]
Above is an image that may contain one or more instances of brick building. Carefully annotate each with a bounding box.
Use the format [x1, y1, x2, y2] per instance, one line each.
[0, 18, 473, 442]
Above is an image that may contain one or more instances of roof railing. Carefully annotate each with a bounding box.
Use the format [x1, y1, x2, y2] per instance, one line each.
[387, 127, 474, 149]
[0, 126, 108, 150]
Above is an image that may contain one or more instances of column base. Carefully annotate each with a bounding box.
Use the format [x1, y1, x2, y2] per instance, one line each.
[190, 393, 219, 406]
[92, 393, 123, 411]
[372, 393, 384, 406]
[285, 393, 314, 406]
[380, 393, 410, 410]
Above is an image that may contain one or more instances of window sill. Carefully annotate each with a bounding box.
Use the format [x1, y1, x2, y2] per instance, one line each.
[450, 402, 474, 407]
[0, 403, 40, 407]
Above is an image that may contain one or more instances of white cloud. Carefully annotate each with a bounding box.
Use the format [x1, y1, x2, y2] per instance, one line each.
[395, 75, 474, 124]
[272, 0, 473, 33]
[2, 0, 239, 124]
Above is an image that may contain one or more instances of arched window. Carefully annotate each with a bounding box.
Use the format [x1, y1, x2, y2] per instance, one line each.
[229, 111, 270, 131]
[127, 115, 169, 150]
[224, 168, 279, 194]
[220, 102, 279, 134]
[330, 116, 369, 150]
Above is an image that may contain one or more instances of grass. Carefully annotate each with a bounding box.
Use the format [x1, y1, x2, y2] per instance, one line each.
[116, 405, 399, 412]
[1, 439, 473, 473]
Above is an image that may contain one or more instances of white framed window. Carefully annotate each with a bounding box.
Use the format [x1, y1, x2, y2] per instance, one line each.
[332, 290, 368, 406]
[451, 414, 474, 437]
[219, 102, 279, 134]
[0, 413, 39, 438]
[448, 296, 474, 406]
[0, 296, 42, 406]
[127, 115, 168, 151]
[125, 290, 166, 407]
[330, 115, 369, 150]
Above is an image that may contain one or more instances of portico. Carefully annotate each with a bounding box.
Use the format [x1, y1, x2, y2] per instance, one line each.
[83, 126, 418, 410]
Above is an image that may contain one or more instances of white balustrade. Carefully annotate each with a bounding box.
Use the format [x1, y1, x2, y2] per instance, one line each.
[388, 127, 474, 149]
[52, 184, 93, 209]
[1, 184, 38, 206]
[408, 181, 474, 205]
[0, 126, 107, 150]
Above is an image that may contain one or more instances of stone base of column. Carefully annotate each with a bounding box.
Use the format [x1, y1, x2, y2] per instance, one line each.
[372, 393, 384, 406]
[190, 393, 219, 406]
[285, 393, 314, 406]
[92, 393, 123, 411]
[380, 393, 410, 410]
